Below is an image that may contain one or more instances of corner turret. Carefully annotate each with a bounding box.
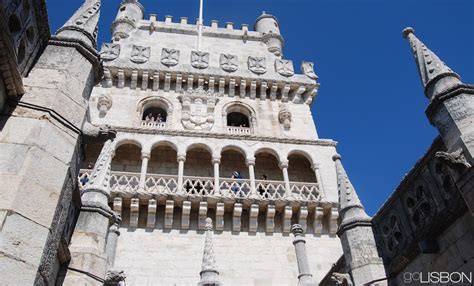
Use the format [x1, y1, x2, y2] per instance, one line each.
[254, 11, 284, 56]
[111, 0, 145, 41]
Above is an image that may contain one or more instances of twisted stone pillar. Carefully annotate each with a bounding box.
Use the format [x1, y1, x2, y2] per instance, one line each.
[291, 224, 317, 286]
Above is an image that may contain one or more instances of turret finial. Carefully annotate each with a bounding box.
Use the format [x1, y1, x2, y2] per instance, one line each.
[402, 27, 462, 99]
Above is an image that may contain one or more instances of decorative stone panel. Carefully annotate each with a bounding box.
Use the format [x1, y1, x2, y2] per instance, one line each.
[130, 45, 150, 63]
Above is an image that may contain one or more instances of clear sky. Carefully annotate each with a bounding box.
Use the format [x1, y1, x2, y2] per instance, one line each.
[46, 0, 474, 215]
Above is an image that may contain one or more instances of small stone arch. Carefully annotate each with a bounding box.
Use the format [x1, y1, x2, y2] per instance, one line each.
[136, 96, 174, 127]
[220, 143, 249, 159]
[287, 149, 314, 166]
[254, 147, 282, 163]
[222, 101, 257, 131]
[151, 139, 179, 153]
[185, 142, 214, 156]
[114, 138, 143, 151]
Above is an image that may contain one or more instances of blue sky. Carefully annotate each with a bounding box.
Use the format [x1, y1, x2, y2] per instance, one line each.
[46, 0, 474, 215]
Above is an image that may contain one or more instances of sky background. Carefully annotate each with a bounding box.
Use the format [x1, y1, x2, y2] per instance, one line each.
[46, 0, 474, 215]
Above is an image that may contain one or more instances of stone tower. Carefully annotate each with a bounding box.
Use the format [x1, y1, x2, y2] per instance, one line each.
[78, 2, 345, 284]
[0, 0, 111, 285]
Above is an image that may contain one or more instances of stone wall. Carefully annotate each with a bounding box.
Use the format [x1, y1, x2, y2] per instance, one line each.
[114, 206, 343, 285]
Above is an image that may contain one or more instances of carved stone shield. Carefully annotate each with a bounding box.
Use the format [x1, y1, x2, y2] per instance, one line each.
[220, 54, 238, 72]
[301, 61, 318, 79]
[161, 48, 180, 66]
[248, 56, 266, 74]
[191, 51, 209, 69]
[275, 59, 294, 77]
[180, 88, 217, 130]
[100, 43, 120, 61]
[130, 45, 150, 63]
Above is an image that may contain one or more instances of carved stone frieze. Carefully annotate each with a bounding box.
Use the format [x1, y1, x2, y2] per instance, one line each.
[161, 48, 180, 66]
[130, 45, 150, 63]
[100, 43, 120, 61]
[220, 53, 238, 72]
[275, 59, 294, 77]
[180, 88, 217, 131]
[191, 51, 209, 69]
[248, 56, 266, 74]
[301, 61, 318, 79]
[380, 214, 404, 257]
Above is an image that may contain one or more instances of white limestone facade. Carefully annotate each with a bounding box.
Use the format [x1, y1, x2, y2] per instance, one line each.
[83, 2, 343, 284]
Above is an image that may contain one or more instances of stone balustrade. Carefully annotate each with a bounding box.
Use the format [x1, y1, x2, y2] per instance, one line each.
[79, 169, 321, 203]
[141, 120, 167, 129]
[226, 126, 251, 135]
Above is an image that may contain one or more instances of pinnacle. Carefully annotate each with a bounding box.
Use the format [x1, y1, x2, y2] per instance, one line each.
[402, 27, 415, 38]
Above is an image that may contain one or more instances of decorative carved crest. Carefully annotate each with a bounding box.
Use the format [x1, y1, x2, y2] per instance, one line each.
[220, 54, 238, 72]
[130, 45, 150, 63]
[301, 61, 318, 79]
[161, 48, 180, 66]
[248, 56, 266, 74]
[100, 43, 120, 61]
[180, 88, 217, 130]
[275, 59, 294, 77]
[278, 106, 292, 130]
[97, 94, 113, 117]
[191, 51, 209, 69]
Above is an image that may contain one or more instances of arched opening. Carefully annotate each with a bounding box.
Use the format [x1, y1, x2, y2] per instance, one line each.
[255, 151, 284, 199]
[17, 39, 26, 64]
[227, 112, 249, 127]
[142, 106, 167, 123]
[288, 153, 316, 183]
[220, 148, 250, 197]
[148, 144, 178, 176]
[112, 143, 142, 172]
[183, 146, 213, 195]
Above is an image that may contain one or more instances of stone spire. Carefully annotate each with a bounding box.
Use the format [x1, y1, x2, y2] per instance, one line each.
[83, 137, 115, 196]
[402, 27, 462, 99]
[332, 154, 371, 232]
[56, 0, 101, 48]
[198, 218, 222, 286]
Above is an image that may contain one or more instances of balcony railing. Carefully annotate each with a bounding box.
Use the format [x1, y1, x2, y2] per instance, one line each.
[141, 120, 167, 129]
[78, 170, 321, 202]
[226, 126, 251, 135]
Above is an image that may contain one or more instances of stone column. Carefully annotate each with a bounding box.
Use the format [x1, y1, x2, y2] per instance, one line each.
[177, 154, 186, 193]
[139, 151, 150, 189]
[212, 157, 221, 195]
[312, 163, 326, 199]
[106, 215, 121, 268]
[247, 158, 258, 198]
[198, 218, 222, 286]
[291, 224, 317, 286]
[64, 139, 116, 285]
[280, 161, 292, 198]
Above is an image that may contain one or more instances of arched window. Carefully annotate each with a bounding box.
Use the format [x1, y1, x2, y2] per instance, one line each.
[137, 97, 173, 129]
[223, 102, 256, 135]
[227, 112, 249, 127]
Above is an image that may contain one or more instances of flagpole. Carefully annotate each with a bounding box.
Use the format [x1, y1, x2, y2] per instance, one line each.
[197, 0, 203, 51]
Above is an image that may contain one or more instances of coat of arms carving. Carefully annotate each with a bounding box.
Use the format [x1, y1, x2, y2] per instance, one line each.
[248, 56, 266, 74]
[275, 59, 294, 77]
[100, 43, 120, 61]
[191, 51, 209, 69]
[161, 48, 180, 66]
[180, 88, 217, 131]
[130, 45, 151, 64]
[301, 61, 318, 79]
[220, 54, 238, 72]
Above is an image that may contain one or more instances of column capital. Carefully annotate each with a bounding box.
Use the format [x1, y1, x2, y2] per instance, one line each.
[279, 161, 289, 169]
[141, 151, 151, 159]
[246, 158, 256, 167]
[212, 157, 221, 164]
[311, 163, 321, 171]
[177, 154, 186, 162]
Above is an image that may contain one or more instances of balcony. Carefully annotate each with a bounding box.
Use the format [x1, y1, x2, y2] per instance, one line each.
[79, 170, 321, 203]
[141, 120, 166, 129]
[226, 126, 251, 135]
